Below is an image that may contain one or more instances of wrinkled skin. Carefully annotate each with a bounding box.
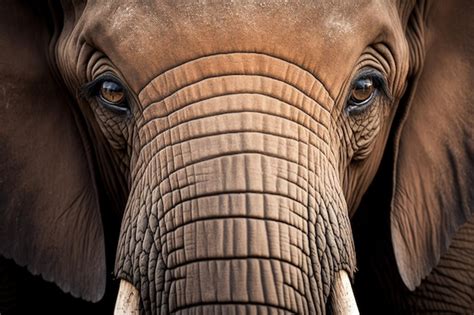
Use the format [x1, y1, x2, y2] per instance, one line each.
[0, 0, 473, 314]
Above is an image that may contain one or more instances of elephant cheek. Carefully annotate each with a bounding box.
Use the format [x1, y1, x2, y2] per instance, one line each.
[115, 56, 356, 314]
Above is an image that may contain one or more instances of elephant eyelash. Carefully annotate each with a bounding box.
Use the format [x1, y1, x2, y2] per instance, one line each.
[362, 70, 392, 100]
[80, 74, 131, 115]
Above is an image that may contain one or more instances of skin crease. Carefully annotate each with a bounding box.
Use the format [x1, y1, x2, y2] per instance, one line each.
[0, 0, 473, 314]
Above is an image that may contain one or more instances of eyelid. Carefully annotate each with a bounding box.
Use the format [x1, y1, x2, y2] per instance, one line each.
[80, 74, 125, 98]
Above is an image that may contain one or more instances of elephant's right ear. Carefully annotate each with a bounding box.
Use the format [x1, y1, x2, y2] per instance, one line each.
[391, 1, 474, 291]
[0, 2, 106, 301]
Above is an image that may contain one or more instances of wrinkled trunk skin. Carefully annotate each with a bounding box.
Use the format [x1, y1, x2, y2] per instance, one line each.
[115, 54, 355, 314]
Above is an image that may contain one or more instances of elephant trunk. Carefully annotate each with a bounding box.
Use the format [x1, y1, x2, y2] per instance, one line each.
[115, 53, 356, 314]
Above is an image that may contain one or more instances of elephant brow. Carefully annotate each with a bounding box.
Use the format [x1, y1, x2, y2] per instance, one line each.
[138, 51, 335, 102]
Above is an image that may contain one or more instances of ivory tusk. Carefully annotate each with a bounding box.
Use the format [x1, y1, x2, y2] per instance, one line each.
[330, 270, 359, 315]
[114, 280, 140, 315]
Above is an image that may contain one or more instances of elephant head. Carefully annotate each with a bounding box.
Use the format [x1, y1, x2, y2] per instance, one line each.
[1, 1, 472, 314]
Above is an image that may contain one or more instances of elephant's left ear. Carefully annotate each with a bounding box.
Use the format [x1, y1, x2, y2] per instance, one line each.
[391, 0, 474, 291]
[0, 2, 106, 301]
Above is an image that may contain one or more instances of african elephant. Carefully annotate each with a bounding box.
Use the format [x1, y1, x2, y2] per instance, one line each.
[0, 0, 472, 314]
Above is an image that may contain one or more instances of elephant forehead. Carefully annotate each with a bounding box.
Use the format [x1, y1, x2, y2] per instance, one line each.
[82, 0, 393, 92]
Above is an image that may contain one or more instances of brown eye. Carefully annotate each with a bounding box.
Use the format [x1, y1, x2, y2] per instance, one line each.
[99, 80, 125, 104]
[350, 77, 375, 105]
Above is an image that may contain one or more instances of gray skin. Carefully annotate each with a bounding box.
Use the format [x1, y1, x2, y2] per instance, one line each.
[0, 0, 473, 314]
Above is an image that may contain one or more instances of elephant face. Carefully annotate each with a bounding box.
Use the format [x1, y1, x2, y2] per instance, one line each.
[61, 2, 407, 312]
[1, 1, 473, 314]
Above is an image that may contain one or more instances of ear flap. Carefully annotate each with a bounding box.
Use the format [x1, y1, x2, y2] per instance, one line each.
[0, 2, 106, 301]
[391, 1, 474, 290]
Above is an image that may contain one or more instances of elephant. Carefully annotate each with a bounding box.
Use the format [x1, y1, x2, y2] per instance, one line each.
[0, 0, 473, 314]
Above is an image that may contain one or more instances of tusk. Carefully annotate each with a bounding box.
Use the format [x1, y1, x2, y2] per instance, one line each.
[330, 270, 359, 315]
[114, 280, 140, 315]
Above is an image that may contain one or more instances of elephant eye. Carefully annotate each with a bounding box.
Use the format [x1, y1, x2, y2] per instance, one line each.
[100, 81, 125, 105]
[350, 78, 375, 105]
[82, 75, 130, 114]
[346, 70, 388, 115]
[96, 79, 130, 114]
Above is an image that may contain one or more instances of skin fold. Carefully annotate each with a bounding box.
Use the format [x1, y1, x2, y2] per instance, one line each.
[0, 0, 472, 314]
